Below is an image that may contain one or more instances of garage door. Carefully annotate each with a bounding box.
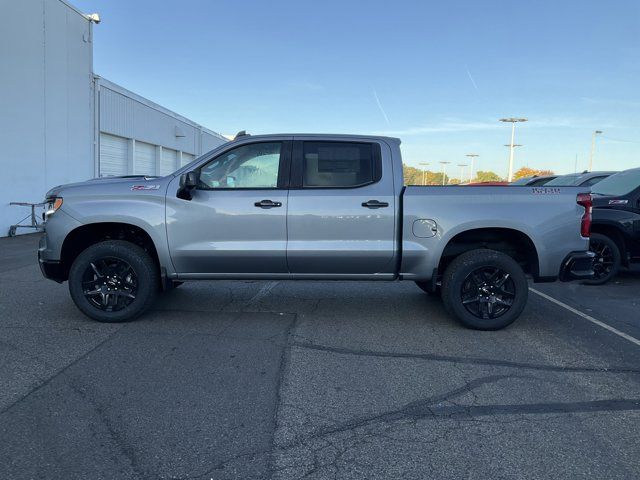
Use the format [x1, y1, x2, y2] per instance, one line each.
[160, 148, 178, 176]
[99, 133, 128, 177]
[134, 141, 156, 175]
[181, 152, 195, 167]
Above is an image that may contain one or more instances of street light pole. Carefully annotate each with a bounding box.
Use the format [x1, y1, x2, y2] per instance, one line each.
[588, 130, 603, 172]
[499, 118, 528, 182]
[465, 154, 479, 181]
[439, 161, 450, 185]
[457, 164, 468, 184]
[419, 162, 430, 185]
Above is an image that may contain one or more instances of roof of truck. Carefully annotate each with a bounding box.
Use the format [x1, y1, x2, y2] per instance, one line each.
[230, 132, 401, 144]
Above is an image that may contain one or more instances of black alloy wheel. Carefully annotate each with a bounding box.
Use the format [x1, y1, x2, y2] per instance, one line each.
[81, 257, 138, 312]
[461, 266, 516, 320]
[68, 240, 159, 322]
[441, 249, 528, 330]
[584, 233, 621, 285]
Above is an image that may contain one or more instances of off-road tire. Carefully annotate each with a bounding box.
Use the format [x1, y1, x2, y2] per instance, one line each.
[441, 249, 528, 330]
[583, 233, 620, 286]
[68, 240, 159, 322]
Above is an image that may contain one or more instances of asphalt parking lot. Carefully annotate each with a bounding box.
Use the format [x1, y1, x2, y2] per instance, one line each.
[1, 234, 640, 479]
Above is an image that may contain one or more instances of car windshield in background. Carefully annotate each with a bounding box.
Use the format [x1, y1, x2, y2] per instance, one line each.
[591, 169, 640, 196]
[544, 174, 581, 186]
[510, 177, 534, 185]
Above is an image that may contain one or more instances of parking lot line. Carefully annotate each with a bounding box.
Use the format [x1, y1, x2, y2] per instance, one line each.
[530, 287, 640, 348]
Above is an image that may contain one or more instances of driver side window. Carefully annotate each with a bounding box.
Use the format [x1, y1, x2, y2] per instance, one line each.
[199, 142, 282, 189]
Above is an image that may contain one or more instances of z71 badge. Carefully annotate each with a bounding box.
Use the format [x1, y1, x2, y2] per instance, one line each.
[131, 184, 160, 191]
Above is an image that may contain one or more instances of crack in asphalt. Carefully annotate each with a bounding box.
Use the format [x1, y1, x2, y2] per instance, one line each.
[291, 341, 640, 375]
[0, 327, 125, 416]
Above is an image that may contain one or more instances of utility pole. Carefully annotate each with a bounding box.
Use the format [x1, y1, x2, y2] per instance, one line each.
[440, 161, 450, 185]
[588, 130, 603, 172]
[500, 118, 528, 181]
[457, 164, 468, 184]
[503, 144, 523, 178]
[419, 162, 430, 185]
[465, 154, 479, 182]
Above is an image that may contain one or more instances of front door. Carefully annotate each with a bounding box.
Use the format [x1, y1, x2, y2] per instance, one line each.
[166, 139, 292, 275]
[286, 138, 397, 275]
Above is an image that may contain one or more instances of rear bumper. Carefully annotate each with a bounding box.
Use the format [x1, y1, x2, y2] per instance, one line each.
[559, 251, 595, 282]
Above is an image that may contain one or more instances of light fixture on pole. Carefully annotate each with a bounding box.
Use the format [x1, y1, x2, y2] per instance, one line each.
[457, 164, 468, 184]
[439, 161, 450, 185]
[465, 154, 479, 181]
[419, 162, 430, 185]
[499, 117, 528, 182]
[588, 130, 603, 172]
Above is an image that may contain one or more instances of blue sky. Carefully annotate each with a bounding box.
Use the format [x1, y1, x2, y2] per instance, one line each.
[73, 0, 640, 176]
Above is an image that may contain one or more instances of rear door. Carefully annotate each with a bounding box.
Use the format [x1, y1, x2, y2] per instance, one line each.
[286, 138, 397, 275]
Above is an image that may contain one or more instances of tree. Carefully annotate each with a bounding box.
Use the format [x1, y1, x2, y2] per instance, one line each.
[474, 170, 503, 183]
[513, 167, 555, 180]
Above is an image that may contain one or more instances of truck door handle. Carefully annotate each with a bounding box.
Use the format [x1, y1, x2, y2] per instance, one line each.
[362, 200, 389, 209]
[254, 199, 282, 209]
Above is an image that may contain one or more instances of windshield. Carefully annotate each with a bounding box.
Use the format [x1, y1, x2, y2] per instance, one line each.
[591, 169, 640, 196]
[544, 174, 581, 186]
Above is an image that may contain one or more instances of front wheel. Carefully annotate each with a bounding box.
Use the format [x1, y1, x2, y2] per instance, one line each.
[441, 249, 528, 330]
[68, 240, 159, 323]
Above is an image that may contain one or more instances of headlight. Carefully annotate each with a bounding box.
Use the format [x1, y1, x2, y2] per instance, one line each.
[45, 197, 63, 218]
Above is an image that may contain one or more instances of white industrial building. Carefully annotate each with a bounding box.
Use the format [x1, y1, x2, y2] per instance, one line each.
[0, 0, 227, 236]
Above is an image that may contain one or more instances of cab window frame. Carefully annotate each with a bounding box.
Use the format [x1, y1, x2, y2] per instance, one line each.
[290, 140, 382, 189]
[195, 140, 292, 191]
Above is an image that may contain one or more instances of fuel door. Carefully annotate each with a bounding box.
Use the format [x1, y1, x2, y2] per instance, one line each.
[412, 219, 438, 238]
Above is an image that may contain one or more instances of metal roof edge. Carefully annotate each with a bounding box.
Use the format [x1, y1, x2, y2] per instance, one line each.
[94, 76, 226, 141]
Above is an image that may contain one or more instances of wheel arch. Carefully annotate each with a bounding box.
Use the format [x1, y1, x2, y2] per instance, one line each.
[590, 223, 628, 266]
[59, 222, 162, 282]
[437, 227, 540, 278]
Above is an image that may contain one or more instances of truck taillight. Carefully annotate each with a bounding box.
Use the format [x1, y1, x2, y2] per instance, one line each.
[577, 193, 592, 238]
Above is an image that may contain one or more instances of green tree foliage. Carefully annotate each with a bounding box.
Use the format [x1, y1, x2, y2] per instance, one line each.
[473, 170, 503, 183]
[513, 166, 554, 180]
[404, 164, 504, 185]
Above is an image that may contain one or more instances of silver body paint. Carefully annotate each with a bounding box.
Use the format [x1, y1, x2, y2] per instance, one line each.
[40, 134, 589, 282]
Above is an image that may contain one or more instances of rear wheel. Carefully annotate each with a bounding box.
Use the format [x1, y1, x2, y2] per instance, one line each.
[68, 240, 159, 322]
[441, 249, 528, 330]
[584, 233, 620, 285]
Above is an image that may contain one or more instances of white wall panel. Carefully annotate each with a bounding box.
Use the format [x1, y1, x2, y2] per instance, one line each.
[0, 0, 93, 235]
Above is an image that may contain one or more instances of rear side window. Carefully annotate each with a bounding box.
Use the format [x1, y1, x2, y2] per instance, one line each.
[302, 142, 379, 188]
[581, 176, 607, 187]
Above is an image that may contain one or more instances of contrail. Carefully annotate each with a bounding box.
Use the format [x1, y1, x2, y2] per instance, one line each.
[373, 88, 391, 126]
[466, 66, 479, 91]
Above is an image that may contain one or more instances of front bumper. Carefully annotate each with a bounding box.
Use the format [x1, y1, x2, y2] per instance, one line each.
[559, 251, 596, 281]
[38, 234, 66, 282]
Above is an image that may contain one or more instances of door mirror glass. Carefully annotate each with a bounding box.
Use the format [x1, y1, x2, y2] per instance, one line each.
[178, 171, 199, 200]
[183, 171, 198, 188]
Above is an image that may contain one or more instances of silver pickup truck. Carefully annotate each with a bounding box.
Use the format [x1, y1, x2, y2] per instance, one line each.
[39, 133, 594, 330]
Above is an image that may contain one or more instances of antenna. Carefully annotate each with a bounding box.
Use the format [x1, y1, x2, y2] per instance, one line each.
[234, 130, 249, 139]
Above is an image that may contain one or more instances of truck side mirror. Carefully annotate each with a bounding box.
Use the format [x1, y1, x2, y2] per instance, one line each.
[178, 171, 198, 200]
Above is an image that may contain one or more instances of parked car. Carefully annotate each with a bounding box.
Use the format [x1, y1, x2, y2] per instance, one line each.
[584, 168, 640, 284]
[39, 133, 594, 330]
[510, 175, 558, 186]
[544, 171, 616, 187]
[466, 181, 510, 186]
